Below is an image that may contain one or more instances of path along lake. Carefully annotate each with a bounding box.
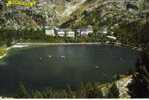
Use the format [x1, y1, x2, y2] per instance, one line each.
[0, 44, 138, 96]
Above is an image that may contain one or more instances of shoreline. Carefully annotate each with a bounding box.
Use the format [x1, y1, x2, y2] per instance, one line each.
[0, 42, 139, 60]
[15, 42, 125, 48]
[16, 42, 140, 50]
[0, 53, 7, 59]
[0, 44, 29, 60]
[16, 42, 103, 45]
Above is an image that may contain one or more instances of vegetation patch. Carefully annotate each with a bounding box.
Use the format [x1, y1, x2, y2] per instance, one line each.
[0, 48, 7, 57]
[13, 75, 132, 98]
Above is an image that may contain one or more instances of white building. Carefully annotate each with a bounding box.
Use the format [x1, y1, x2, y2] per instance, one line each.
[80, 30, 89, 36]
[57, 29, 65, 37]
[44, 25, 94, 37]
[80, 29, 93, 36]
[45, 29, 55, 36]
[66, 31, 75, 38]
[77, 26, 93, 36]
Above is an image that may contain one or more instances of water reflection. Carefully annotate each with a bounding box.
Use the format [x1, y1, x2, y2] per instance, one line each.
[0, 44, 138, 96]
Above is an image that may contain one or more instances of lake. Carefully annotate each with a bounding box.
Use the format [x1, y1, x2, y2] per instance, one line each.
[0, 44, 138, 96]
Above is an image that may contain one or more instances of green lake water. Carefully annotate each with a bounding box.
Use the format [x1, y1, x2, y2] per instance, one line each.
[0, 44, 138, 96]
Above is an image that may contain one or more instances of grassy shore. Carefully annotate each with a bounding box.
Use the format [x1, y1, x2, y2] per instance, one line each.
[0, 48, 7, 59]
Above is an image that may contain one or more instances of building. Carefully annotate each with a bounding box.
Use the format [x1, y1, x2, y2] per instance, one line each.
[80, 29, 90, 36]
[56, 29, 65, 37]
[45, 29, 55, 36]
[66, 31, 75, 38]
[45, 26, 56, 36]
[44, 25, 94, 38]
[77, 26, 93, 36]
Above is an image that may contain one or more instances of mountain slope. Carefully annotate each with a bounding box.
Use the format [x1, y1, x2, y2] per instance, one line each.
[0, 0, 87, 29]
[61, 0, 147, 28]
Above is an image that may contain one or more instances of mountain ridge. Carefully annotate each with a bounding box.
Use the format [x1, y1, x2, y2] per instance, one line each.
[0, 0, 87, 29]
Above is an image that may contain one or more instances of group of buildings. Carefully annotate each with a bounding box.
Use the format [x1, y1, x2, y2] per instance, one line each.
[45, 26, 93, 38]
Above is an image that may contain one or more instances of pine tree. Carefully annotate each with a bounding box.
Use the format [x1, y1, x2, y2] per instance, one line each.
[16, 83, 30, 98]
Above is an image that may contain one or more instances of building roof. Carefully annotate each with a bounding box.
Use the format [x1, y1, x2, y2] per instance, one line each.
[56, 29, 66, 32]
